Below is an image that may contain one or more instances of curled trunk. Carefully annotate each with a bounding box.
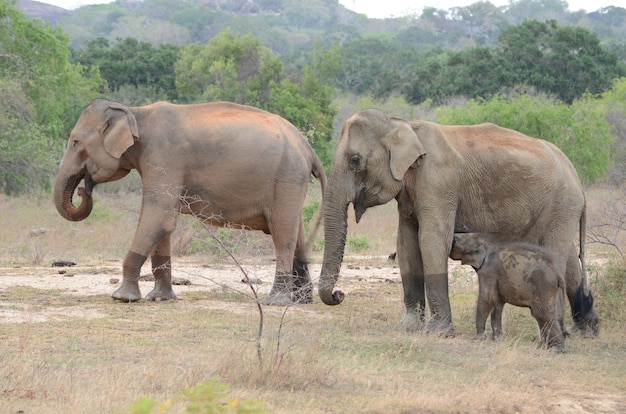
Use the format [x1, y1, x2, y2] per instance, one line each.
[54, 168, 94, 222]
[319, 183, 350, 305]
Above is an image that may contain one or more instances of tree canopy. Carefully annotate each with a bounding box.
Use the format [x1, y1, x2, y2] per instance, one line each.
[3, 0, 626, 195]
[0, 1, 103, 194]
[175, 29, 336, 166]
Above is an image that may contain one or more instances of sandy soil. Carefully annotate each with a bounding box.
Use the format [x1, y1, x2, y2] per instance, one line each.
[0, 256, 411, 323]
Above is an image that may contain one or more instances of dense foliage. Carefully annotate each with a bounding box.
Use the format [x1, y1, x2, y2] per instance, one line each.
[74, 37, 179, 101]
[4, 0, 626, 195]
[174, 30, 336, 165]
[343, 19, 625, 105]
[0, 0, 103, 194]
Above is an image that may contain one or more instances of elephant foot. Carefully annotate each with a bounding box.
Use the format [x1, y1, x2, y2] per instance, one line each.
[574, 309, 600, 338]
[263, 291, 293, 306]
[395, 311, 425, 332]
[145, 287, 177, 301]
[292, 284, 313, 304]
[491, 333, 503, 341]
[473, 333, 488, 341]
[426, 318, 455, 337]
[111, 282, 142, 303]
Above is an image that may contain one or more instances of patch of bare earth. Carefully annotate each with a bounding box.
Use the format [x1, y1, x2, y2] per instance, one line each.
[0, 256, 404, 323]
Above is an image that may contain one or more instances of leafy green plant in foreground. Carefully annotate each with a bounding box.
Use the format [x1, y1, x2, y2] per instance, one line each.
[129, 377, 266, 414]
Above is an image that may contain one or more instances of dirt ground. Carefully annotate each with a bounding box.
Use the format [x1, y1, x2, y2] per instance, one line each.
[2, 254, 626, 413]
[0, 256, 412, 323]
[0, 251, 611, 324]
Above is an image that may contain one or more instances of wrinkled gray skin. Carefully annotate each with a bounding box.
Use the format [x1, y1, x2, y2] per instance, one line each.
[450, 233, 567, 353]
[54, 98, 326, 304]
[319, 108, 599, 337]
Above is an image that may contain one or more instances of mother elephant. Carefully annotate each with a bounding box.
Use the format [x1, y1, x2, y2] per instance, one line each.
[54, 98, 326, 305]
[319, 109, 599, 336]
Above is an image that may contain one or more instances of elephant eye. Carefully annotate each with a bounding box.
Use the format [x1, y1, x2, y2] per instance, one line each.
[349, 155, 361, 169]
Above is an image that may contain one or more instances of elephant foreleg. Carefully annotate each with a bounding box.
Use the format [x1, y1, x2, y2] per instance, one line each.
[112, 251, 146, 302]
[111, 199, 178, 302]
[145, 235, 177, 301]
[396, 217, 426, 332]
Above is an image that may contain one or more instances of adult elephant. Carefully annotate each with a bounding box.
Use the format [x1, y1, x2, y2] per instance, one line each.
[54, 98, 326, 305]
[319, 108, 599, 336]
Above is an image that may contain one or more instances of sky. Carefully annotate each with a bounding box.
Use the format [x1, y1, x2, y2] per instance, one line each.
[43, 0, 621, 17]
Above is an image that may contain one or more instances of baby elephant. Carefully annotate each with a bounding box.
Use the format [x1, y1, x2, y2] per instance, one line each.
[450, 232, 567, 353]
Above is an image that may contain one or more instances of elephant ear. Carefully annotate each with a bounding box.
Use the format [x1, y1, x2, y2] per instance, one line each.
[384, 117, 426, 181]
[103, 104, 139, 159]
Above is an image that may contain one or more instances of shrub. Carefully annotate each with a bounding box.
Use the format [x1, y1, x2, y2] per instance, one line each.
[129, 377, 266, 414]
[347, 235, 370, 253]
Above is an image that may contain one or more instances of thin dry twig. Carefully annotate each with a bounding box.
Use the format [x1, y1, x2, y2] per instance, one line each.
[587, 187, 626, 261]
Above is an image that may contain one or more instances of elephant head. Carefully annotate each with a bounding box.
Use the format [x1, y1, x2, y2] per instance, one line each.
[319, 109, 426, 305]
[449, 233, 489, 269]
[54, 99, 138, 221]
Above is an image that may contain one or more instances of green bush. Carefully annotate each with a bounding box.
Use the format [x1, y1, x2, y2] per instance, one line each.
[129, 377, 266, 413]
[302, 200, 321, 229]
[347, 235, 370, 253]
[188, 227, 241, 258]
[591, 259, 626, 323]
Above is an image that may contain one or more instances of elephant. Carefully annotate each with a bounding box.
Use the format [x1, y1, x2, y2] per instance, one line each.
[450, 232, 567, 352]
[54, 98, 326, 305]
[318, 108, 599, 337]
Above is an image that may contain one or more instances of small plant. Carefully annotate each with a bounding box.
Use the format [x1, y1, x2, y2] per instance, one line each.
[129, 377, 266, 414]
[591, 258, 626, 322]
[188, 227, 241, 259]
[302, 200, 321, 233]
[347, 235, 370, 253]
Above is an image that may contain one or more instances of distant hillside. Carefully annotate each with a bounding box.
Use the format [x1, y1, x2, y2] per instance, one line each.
[17, 0, 626, 62]
[18, 0, 69, 25]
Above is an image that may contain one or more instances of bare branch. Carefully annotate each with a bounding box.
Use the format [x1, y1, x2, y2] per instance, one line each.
[587, 187, 626, 261]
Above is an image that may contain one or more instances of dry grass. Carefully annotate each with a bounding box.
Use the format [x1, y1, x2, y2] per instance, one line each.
[1, 186, 625, 413]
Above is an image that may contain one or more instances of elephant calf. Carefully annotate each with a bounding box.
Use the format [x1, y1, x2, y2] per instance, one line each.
[450, 233, 567, 353]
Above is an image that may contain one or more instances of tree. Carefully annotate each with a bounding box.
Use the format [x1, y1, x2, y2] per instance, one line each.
[175, 29, 336, 169]
[74, 37, 179, 100]
[0, 1, 103, 194]
[498, 20, 624, 103]
[335, 36, 415, 100]
[404, 47, 514, 105]
[175, 29, 282, 105]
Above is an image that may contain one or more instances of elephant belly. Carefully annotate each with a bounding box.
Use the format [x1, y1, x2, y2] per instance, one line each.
[179, 195, 270, 232]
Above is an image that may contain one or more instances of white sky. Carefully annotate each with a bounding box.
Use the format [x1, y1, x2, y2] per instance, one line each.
[43, 0, 621, 17]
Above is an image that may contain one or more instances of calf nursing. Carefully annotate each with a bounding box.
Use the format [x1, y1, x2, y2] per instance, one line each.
[450, 232, 567, 353]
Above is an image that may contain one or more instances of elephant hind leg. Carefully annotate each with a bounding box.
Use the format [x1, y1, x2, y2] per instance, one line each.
[531, 306, 566, 353]
[291, 219, 313, 304]
[146, 235, 177, 301]
[264, 215, 305, 306]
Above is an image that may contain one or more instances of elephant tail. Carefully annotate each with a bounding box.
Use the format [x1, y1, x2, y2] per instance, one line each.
[311, 154, 327, 197]
[579, 197, 587, 291]
[304, 155, 326, 255]
[570, 196, 599, 336]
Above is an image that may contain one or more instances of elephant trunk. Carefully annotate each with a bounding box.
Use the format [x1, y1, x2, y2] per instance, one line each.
[319, 176, 350, 305]
[54, 167, 94, 222]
